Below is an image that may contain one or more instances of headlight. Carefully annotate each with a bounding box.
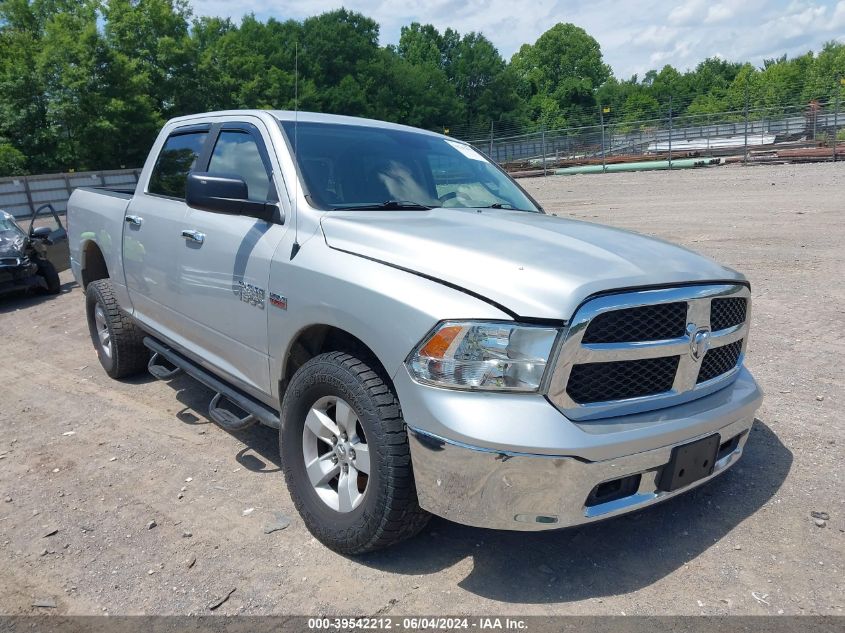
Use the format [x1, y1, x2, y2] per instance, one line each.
[407, 321, 559, 392]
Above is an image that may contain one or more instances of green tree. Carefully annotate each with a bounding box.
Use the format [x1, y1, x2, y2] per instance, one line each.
[364, 48, 460, 129]
[686, 93, 730, 116]
[103, 0, 197, 116]
[0, 141, 27, 176]
[620, 92, 661, 127]
[0, 0, 55, 172]
[801, 41, 845, 102]
[398, 23, 521, 130]
[397, 22, 443, 68]
[37, 0, 160, 170]
[511, 23, 610, 127]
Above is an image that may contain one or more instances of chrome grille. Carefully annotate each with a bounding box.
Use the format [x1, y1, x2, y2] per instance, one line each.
[697, 339, 743, 383]
[710, 298, 747, 331]
[547, 283, 750, 421]
[567, 356, 680, 403]
[582, 302, 687, 343]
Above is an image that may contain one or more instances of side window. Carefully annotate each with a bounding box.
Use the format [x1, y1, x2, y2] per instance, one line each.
[207, 131, 271, 202]
[148, 131, 208, 199]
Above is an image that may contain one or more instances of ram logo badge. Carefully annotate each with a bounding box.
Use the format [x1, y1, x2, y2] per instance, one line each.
[269, 292, 287, 310]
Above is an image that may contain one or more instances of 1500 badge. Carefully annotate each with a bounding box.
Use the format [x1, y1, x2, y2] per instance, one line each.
[234, 281, 265, 308]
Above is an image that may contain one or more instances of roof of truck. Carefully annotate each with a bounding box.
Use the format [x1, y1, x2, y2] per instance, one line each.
[167, 110, 446, 139]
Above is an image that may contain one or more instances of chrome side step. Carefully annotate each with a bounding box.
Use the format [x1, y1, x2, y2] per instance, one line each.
[143, 337, 280, 429]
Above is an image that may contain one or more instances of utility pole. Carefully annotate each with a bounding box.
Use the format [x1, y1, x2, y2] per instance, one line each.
[668, 95, 673, 169]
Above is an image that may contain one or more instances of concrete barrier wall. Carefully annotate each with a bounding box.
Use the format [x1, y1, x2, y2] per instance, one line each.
[0, 169, 140, 218]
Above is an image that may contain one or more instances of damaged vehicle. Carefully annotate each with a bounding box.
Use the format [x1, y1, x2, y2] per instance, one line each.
[0, 204, 69, 297]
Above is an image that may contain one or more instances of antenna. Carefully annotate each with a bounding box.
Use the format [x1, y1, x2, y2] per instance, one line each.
[290, 41, 301, 259]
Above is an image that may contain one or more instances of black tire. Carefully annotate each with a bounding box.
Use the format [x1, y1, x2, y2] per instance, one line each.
[36, 258, 60, 295]
[280, 351, 429, 554]
[85, 279, 148, 379]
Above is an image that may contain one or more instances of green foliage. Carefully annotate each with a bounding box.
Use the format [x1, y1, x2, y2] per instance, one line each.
[0, 142, 27, 176]
[619, 93, 661, 129]
[511, 23, 610, 128]
[1, 2, 844, 173]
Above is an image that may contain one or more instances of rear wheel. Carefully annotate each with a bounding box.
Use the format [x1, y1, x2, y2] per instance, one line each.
[280, 352, 429, 554]
[85, 279, 148, 379]
[36, 258, 60, 295]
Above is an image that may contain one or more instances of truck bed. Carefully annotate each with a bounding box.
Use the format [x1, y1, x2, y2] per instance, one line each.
[67, 186, 134, 297]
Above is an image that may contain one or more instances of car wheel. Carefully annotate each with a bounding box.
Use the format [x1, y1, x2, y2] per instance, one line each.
[85, 279, 148, 379]
[36, 258, 60, 294]
[280, 351, 429, 554]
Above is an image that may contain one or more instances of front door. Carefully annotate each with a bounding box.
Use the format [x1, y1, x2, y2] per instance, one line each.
[29, 204, 69, 272]
[177, 121, 287, 397]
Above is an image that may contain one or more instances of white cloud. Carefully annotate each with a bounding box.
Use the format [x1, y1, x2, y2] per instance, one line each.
[634, 25, 680, 47]
[668, 0, 708, 25]
[188, 0, 845, 78]
[704, 3, 736, 24]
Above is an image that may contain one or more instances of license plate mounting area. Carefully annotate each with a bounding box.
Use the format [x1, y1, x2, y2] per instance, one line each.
[657, 434, 720, 492]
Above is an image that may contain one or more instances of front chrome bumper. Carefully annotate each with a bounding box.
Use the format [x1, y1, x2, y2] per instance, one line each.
[408, 413, 754, 531]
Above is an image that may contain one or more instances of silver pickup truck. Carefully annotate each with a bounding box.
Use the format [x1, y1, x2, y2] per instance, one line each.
[68, 110, 762, 554]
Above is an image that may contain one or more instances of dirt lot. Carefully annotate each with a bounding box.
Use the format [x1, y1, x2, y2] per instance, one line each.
[0, 162, 842, 616]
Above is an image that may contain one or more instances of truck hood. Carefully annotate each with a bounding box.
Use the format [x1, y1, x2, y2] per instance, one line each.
[0, 230, 26, 259]
[320, 208, 745, 320]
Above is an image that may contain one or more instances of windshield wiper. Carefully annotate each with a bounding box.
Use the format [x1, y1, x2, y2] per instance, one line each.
[479, 202, 535, 212]
[332, 200, 435, 211]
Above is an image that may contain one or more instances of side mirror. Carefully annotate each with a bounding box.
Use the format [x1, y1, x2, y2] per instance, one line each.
[30, 226, 51, 239]
[186, 172, 277, 222]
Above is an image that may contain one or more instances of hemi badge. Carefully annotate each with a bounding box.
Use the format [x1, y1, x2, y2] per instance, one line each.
[269, 293, 287, 310]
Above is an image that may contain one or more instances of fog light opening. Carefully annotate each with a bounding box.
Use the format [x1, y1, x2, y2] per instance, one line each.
[585, 473, 642, 507]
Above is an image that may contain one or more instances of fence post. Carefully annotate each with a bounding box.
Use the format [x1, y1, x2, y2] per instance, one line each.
[743, 76, 750, 164]
[22, 176, 35, 216]
[834, 80, 841, 163]
[599, 106, 606, 173]
[489, 121, 494, 159]
[541, 124, 547, 176]
[668, 95, 673, 169]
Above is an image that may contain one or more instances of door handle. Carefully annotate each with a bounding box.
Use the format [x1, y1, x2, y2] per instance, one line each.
[181, 229, 205, 244]
[125, 215, 143, 226]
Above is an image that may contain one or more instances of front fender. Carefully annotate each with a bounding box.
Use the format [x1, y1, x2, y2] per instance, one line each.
[267, 240, 511, 402]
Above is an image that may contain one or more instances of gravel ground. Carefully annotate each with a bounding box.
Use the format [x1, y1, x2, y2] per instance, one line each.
[0, 161, 842, 616]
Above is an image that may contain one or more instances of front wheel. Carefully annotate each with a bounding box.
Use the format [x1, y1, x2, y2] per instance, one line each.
[280, 352, 429, 554]
[36, 258, 60, 295]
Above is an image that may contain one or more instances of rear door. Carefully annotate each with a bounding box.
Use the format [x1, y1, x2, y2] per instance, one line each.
[124, 124, 210, 340]
[177, 120, 288, 397]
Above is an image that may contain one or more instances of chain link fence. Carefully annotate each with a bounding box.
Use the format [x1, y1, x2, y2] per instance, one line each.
[456, 92, 844, 175]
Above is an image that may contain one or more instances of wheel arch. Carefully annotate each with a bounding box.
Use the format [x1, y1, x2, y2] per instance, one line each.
[280, 324, 394, 403]
[80, 239, 109, 289]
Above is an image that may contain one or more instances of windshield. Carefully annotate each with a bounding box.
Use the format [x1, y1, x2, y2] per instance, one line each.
[280, 121, 541, 213]
[0, 212, 24, 236]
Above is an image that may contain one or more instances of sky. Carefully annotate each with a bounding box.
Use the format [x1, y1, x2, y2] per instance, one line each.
[190, 0, 845, 79]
